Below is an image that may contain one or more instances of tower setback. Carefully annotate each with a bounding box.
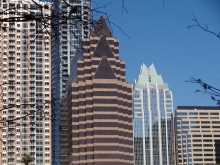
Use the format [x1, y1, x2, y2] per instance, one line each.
[67, 16, 134, 165]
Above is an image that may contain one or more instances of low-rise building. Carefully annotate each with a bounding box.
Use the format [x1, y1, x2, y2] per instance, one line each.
[173, 106, 220, 165]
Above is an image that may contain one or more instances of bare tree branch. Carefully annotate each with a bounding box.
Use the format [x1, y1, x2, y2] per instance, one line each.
[188, 14, 220, 39]
[186, 77, 220, 106]
[0, 0, 130, 161]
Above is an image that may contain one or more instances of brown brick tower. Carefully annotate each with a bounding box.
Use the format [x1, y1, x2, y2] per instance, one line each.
[67, 16, 134, 165]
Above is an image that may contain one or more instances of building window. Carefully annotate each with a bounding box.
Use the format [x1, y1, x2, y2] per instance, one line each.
[45, 153, 50, 157]
[45, 129, 49, 132]
[45, 147, 50, 150]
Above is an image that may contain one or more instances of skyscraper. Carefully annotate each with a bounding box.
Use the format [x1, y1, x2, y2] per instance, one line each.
[51, 0, 92, 164]
[173, 106, 220, 165]
[66, 16, 134, 165]
[0, 0, 52, 164]
[133, 64, 173, 165]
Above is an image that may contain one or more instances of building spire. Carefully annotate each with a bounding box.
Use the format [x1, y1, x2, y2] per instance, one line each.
[90, 16, 113, 37]
[92, 36, 115, 58]
[93, 57, 116, 79]
[137, 63, 164, 85]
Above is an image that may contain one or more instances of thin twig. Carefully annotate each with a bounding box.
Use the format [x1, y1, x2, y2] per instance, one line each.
[188, 14, 220, 39]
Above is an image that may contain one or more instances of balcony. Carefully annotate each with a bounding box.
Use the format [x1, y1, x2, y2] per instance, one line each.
[8, 100, 14, 104]
[9, 42, 15, 45]
[8, 77, 15, 80]
[30, 30, 35, 34]
[9, 46, 15, 49]
[61, 61, 68, 64]
[8, 162, 15, 165]
[61, 52, 68, 56]
[8, 140, 14, 144]
[30, 149, 35, 152]
[30, 42, 35, 46]
[8, 87, 15, 91]
[8, 95, 14, 98]
[9, 54, 15, 58]
[30, 83, 35, 87]
[8, 113, 14, 116]
[8, 137, 14, 140]
[30, 142, 35, 145]
[30, 106, 35, 109]
[61, 67, 68, 70]
[9, 60, 15, 63]
[8, 117, 14, 120]
[8, 72, 15, 76]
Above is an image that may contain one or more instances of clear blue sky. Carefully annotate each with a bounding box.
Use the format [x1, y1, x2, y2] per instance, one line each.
[93, 0, 220, 109]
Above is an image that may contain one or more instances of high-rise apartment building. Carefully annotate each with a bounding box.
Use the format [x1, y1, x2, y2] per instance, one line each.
[66, 16, 134, 165]
[51, 1, 91, 164]
[133, 64, 173, 165]
[0, 0, 52, 165]
[173, 106, 220, 165]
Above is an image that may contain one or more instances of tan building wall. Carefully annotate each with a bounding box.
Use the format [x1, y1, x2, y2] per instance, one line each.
[67, 16, 134, 165]
[0, 1, 52, 165]
[173, 106, 220, 165]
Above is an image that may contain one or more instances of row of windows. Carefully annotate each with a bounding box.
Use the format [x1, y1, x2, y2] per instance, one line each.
[192, 134, 220, 137]
[1, 134, 50, 139]
[3, 52, 50, 57]
[193, 144, 213, 147]
[3, 58, 50, 63]
[2, 129, 50, 136]
[2, 45, 50, 51]
[194, 158, 213, 161]
[2, 159, 50, 163]
[177, 117, 220, 121]
[181, 121, 220, 124]
[177, 112, 219, 116]
[2, 98, 50, 102]
[3, 64, 50, 68]
[178, 126, 220, 129]
[2, 86, 49, 90]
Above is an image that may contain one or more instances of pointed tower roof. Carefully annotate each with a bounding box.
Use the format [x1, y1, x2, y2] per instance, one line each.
[136, 63, 164, 85]
[137, 63, 149, 84]
[90, 16, 113, 37]
[92, 36, 114, 58]
[149, 64, 164, 85]
[93, 56, 116, 79]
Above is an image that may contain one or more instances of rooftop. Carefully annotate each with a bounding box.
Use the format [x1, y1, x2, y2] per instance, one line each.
[177, 106, 220, 110]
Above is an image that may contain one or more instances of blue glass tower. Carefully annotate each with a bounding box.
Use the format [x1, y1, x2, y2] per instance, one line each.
[133, 64, 173, 165]
[51, 0, 91, 164]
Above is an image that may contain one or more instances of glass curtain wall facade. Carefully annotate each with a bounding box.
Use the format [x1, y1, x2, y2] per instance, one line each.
[133, 64, 173, 165]
[51, 0, 91, 164]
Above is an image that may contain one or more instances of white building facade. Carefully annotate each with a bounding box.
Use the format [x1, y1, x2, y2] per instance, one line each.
[133, 64, 173, 165]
